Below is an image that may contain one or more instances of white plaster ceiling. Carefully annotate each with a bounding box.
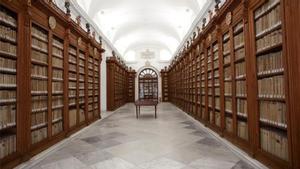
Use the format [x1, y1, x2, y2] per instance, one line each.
[76, 0, 209, 62]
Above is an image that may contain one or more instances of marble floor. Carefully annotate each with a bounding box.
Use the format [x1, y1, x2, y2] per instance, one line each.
[20, 103, 265, 169]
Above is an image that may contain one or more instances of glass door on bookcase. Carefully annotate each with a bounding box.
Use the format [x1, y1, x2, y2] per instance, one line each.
[192, 53, 196, 116]
[254, 0, 288, 161]
[207, 47, 213, 124]
[196, 47, 201, 119]
[233, 21, 248, 141]
[68, 45, 77, 128]
[200, 52, 205, 120]
[87, 55, 94, 120]
[223, 31, 233, 134]
[0, 5, 17, 159]
[51, 36, 64, 136]
[213, 42, 221, 127]
[78, 51, 85, 123]
[30, 23, 49, 144]
[94, 57, 99, 117]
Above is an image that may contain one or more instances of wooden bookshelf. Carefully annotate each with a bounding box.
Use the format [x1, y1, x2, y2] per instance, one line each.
[106, 55, 135, 111]
[0, 4, 17, 162]
[160, 67, 168, 102]
[166, 0, 300, 169]
[127, 68, 136, 102]
[0, 1, 104, 168]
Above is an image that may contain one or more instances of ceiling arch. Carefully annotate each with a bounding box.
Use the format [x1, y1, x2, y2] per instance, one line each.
[76, 0, 209, 62]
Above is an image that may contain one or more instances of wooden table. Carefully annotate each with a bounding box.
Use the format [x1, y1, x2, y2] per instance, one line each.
[134, 100, 158, 119]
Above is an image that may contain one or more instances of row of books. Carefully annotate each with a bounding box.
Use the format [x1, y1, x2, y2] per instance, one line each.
[52, 96, 63, 107]
[52, 82, 63, 92]
[0, 73, 16, 86]
[223, 41, 230, 56]
[0, 25, 16, 42]
[31, 65, 47, 77]
[234, 32, 244, 48]
[31, 111, 47, 127]
[69, 72, 76, 80]
[224, 67, 231, 80]
[32, 50, 48, 64]
[52, 109, 62, 121]
[69, 64, 76, 72]
[0, 8, 17, 27]
[225, 98, 232, 112]
[0, 56, 16, 70]
[52, 121, 63, 136]
[255, 2, 281, 35]
[31, 127, 47, 144]
[53, 38, 63, 49]
[52, 57, 63, 68]
[215, 112, 221, 127]
[225, 117, 233, 132]
[224, 82, 232, 95]
[235, 62, 246, 78]
[69, 54, 77, 64]
[0, 41, 17, 56]
[31, 79, 47, 92]
[256, 29, 282, 53]
[237, 121, 248, 140]
[257, 51, 283, 75]
[260, 101, 286, 127]
[31, 96, 47, 110]
[52, 47, 63, 58]
[32, 38, 48, 52]
[0, 104, 16, 130]
[234, 48, 245, 61]
[53, 69, 63, 79]
[69, 109, 77, 127]
[258, 75, 285, 98]
[260, 128, 288, 160]
[31, 25, 48, 41]
[0, 90, 16, 100]
[0, 135, 16, 159]
[237, 99, 247, 115]
[69, 47, 76, 56]
[236, 81, 247, 97]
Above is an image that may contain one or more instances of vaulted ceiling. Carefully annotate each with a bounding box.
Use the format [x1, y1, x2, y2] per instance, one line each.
[75, 0, 210, 62]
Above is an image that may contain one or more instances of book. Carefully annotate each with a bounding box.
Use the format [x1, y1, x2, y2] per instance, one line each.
[0, 135, 16, 159]
[260, 128, 288, 160]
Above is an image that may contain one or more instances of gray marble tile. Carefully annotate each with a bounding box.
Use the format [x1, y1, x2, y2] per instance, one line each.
[92, 139, 122, 150]
[197, 137, 222, 147]
[74, 150, 114, 165]
[231, 160, 255, 169]
[81, 136, 102, 144]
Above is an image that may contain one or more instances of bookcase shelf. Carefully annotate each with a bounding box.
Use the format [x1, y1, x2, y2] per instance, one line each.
[0, 1, 104, 168]
[166, 0, 299, 168]
[161, 67, 169, 102]
[107, 55, 135, 111]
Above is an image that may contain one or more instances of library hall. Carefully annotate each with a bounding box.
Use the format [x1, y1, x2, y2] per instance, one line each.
[0, 0, 300, 169]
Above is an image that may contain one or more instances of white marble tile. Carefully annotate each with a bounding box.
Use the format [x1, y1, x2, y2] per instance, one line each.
[40, 157, 87, 169]
[138, 157, 186, 169]
[24, 103, 264, 169]
[89, 157, 136, 169]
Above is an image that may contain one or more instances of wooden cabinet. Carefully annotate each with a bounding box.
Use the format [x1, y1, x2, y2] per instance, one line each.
[106, 55, 135, 111]
[166, 0, 300, 169]
[0, 1, 104, 168]
[161, 67, 169, 102]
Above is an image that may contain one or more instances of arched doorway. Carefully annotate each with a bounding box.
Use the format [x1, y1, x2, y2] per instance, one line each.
[138, 68, 158, 100]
